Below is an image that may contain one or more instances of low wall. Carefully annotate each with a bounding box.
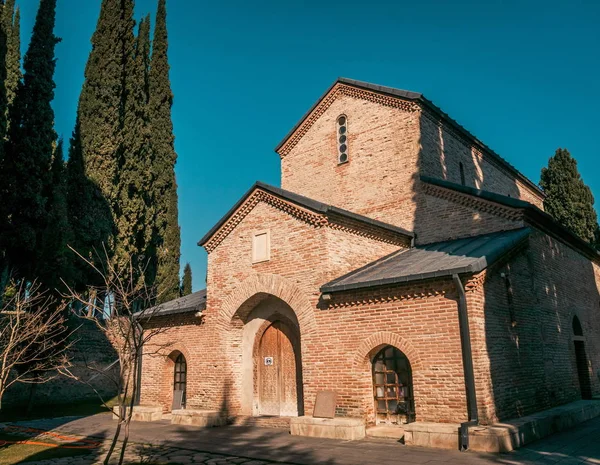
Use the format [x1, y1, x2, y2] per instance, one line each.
[2, 317, 119, 409]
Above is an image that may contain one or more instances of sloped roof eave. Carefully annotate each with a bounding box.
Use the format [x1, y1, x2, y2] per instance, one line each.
[197, 181, 414, 249]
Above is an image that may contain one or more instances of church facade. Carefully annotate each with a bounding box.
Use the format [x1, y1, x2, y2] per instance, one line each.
[139, 78, 600, 428]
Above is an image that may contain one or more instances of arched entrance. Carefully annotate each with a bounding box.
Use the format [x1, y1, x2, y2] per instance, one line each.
[572, 316, 592, 400]
[172, 353, 187, 409]
[256, 319, 301, 416]
[372, 345, 415, 424]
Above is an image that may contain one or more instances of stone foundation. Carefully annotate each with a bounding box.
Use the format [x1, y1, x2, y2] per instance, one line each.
[290, 416, 365, 440]
[171, 409, 227, 427]
[111, 405, 163, 422]
[404, 400, 600, 452]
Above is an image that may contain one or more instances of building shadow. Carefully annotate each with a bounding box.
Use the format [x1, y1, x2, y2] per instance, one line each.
[411, 109, 600, 431]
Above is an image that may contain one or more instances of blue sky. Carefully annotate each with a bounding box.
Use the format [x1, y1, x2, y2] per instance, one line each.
[18, 0, 600, 291]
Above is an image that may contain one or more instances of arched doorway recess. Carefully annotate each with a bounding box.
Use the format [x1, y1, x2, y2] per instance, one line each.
[172, 353, 187, 409]
[372, 345, 415, 424]
[256, 319, 301, 416]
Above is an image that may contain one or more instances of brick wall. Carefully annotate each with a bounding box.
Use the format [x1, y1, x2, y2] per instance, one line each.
[140, 199, 402, 416]
[279, 85, 543, 239]
[281, 93, 421, 232]
[419, 112, 543, 209]
[468, 230, 600, 424]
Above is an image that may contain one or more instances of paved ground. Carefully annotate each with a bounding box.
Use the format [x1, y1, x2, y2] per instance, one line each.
[3, 413, 600, 464]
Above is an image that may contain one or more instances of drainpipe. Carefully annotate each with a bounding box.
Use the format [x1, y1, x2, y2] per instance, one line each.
[452, 274, 479, 451]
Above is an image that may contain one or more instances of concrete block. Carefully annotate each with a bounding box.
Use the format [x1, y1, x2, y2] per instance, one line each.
[112, 405, 162, 422]
[290, 416, 365, 440]
[170, 409, 226, 427]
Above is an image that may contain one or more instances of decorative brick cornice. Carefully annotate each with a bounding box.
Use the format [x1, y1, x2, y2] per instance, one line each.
[422, 182, 525, 222]
[464, 271, 487, 293]
[322, 280, 454, 309]
[203, 188, 409, 253]
[277, 83, 420, 157]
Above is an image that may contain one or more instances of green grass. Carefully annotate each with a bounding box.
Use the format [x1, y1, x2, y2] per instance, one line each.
[0, 431, 93, 464]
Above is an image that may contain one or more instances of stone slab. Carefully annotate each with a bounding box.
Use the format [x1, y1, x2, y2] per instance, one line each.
[111, 405, 163, 422]
[171, 409, 226, 427]
[290, 416, 365, 440]
[313, 391, 337, 419]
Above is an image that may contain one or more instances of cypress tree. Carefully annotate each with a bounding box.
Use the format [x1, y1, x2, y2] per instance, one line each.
[181, 263, 192, 296]
[0, 0, 8, 300]
[38, 140, 69, 293]
[115, 15, 152, 281]
[150, 0, 181, 302]
[1, 0, 60, 283]
[540, 148, 598, 244]
[2, 0, 20, 113]
[66, 121, 113, 291]
[75, 0, 135, 258]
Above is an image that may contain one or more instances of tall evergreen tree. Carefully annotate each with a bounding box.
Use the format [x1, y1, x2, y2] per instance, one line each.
[115, 15, 153, 281]
[1, 0, 60, 283]
[2, 0, 20, 113]
[181, 263, 192, 296]
[0, 0, 9, 300]
[75, 0, 135, 259]
[540, 148, 598, 244]
[66, 121, 113, 292]
[150, 0, 181, 302]
[38, 140, 69, 293]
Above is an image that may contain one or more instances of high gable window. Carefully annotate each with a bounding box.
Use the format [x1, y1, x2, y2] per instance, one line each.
[252, 230, 270, 263]
[337, 115, 348, 164]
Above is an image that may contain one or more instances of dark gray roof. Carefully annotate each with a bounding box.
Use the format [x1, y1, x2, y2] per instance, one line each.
[136, 289, 207, 319]
[275, 77, 543, 196]
[321, 228, 531, 293]
[198, 181, 413, 247]
[421, 175, 600, 263]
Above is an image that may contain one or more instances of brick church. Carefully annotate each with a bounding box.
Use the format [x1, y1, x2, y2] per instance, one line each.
[139, 78, 600, 433]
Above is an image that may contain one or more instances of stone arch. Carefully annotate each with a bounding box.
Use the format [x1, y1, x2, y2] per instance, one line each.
[354, 332, 422, 370]
[219, 273, 317, 337]
[219, 274, 314, 416]
[353, 332, 422, 424]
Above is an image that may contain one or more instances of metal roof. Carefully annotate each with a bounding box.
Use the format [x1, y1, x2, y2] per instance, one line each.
[197, 181, 414, 247]
[275, 77, 543, 196]
[136, 289, 207, 319]
[321, 228, 531, 293]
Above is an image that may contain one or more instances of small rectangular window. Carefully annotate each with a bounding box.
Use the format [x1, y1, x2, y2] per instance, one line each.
[252, 230, 270, 263]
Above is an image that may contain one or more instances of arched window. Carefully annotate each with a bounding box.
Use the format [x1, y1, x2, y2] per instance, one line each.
[459, 162, 466, 186]
[173, 353, 187, 408]
[372, 346, 414, 424]
[337, 115, 348, 164]
[572, 316, 583, 336]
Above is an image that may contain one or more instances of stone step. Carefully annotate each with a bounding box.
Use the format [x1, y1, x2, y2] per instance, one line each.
[230, 415, 292, 429]
[366, 425, 405, 440]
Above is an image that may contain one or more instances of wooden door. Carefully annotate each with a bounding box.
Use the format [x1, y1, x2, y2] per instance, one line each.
[258, 321, 298, 416]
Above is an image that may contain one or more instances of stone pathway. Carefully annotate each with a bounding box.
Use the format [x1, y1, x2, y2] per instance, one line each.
[3, 413, 600, 464]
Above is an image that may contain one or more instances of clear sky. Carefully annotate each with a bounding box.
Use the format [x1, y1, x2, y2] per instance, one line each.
[17, 0, 600, 291]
